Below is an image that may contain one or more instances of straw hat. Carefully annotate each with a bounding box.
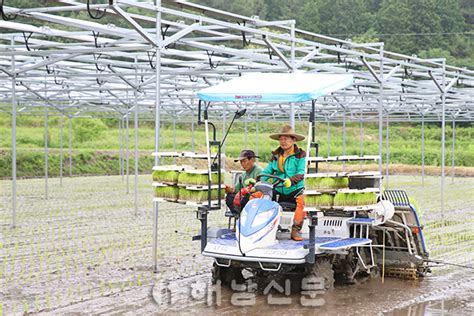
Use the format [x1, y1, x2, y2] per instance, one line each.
[269, 124, 305, 141]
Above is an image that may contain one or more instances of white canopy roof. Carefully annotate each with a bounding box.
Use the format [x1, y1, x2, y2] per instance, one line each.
[197, 73, 353, 103]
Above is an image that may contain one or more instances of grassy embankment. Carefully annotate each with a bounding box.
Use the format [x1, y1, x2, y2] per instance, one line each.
[0, 115, 472, 178]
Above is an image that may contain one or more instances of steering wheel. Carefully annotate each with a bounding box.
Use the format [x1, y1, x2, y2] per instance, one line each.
[256, 174, 286, 188]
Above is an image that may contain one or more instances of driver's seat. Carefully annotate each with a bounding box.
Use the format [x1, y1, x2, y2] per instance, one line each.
[279, 201, 297, 212]
[277, 202, 297, 234]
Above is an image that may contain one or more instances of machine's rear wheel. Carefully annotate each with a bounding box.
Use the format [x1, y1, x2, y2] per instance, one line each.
[211, 262, 245, 287]
[310, 257, 335, 290]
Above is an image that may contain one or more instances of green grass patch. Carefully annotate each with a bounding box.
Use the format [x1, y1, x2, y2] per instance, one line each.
[0, 149, 155, 178]
[1, 116, 473, 178]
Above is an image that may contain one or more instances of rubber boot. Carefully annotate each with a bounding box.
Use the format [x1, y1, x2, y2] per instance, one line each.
[291, 195, 305, 241]
[291, 226, 303, 241]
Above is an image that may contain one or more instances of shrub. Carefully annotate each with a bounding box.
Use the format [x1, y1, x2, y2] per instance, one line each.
[72, 118, 107, 143]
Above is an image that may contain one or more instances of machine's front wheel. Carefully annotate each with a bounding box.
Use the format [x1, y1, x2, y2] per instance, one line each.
[211, 262, 245, 287]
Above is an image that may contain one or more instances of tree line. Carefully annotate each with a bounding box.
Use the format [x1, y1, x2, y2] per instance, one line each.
[195, 0, 473, 68]
[3, 0, 473, 68]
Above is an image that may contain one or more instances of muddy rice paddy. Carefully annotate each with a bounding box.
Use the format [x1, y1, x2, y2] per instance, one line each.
[1, 174, 473, 315]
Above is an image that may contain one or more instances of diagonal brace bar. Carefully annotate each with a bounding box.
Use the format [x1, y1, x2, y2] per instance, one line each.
[295, 47, 320, 69]
[445, 75, 460, 93]
[361, 57, 382, 83]
[428, 70, 444, 93]
[108, 65, 141, 92]
[384, 65, 400, 82]
[161, 22, 200, 49]
[111, 5, 157, 46]
[262, 35, 293, 70]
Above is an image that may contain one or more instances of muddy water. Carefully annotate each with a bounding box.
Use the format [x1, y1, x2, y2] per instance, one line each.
[156, 268, 474, 315]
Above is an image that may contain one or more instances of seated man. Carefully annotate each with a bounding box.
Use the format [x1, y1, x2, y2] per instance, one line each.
[225, 150, 263, 217]
[261, 125, 306, 241]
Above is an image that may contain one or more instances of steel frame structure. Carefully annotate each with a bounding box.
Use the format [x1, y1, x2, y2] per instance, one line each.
[1, 0, 473, 230]
[1, 1, 473, 121]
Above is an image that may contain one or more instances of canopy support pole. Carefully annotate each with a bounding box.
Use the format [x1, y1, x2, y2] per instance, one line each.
[378, 45, 384, 175]
[342, 106, 346, 172]
[441, 61, 446, 219]
[244, 119, 248, 148]
[222, 107, 226, 170]
[134, 57, 139, 215]
[173, 116, 177, 164]
[385, 113, 389, 188]
[191, 121, 195, 152]
[126, 108, 130, 194]
[119, 115, 123, 180]
[69, 115, 72, 177]
[326, 118, 330, 157]
[152, 0, 162, 273]
[44, 107, 49, 200]
[256, 114, 259, 157]
[451, 119, 455, 184]
[44, 73, 49, 200]
[360, 113, 363, 156]
[161, 121, 165, 149]
[422, 114, 425, 187]
[290, 22, 296, 128]
[11, 36, 17, 228]
[59, 113, 64, 187]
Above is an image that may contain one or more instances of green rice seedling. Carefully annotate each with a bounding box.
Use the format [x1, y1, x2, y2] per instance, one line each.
[325, 178, 333, 189]
[178, 170, 221, 186]
[152, 169, 179, 183]
[178, 187, 190, 200]
[348, 193, 361, 206]
[22, 300, 29, 314]
[367, 192, 378, 204]
[154, 186, 179, 200]
[334, 192, 378, 206]
[305, 194, 334, 207]
[346, 193, 361, 206]
[305, 177, 323, 190]
[305, 177, 349, 190]
[213, 188, 226, 201]
[319, 177, 332, 189]
[333, 192, 349, 206]
[304, 194, 317, 206]
[352, 192, 364, 206]
[357, 192, 378, 206]
[178, 172, 207, 185]
[333, 177, 349, 189]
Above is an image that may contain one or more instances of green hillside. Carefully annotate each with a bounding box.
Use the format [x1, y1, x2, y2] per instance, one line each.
[0, 115, 472, 178]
